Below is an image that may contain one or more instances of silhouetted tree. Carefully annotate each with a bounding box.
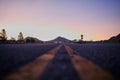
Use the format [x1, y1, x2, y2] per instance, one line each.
[18, 32, 24, 41]
[0, 29, 7, 41]
[81, 34, 83, 40]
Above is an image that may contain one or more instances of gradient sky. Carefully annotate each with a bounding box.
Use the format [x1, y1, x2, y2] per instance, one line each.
[0, 0, 120, 41]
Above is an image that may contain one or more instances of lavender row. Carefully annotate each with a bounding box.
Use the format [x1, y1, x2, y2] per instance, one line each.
[67, 43, 120, 79]
[0, 43, 59, 79]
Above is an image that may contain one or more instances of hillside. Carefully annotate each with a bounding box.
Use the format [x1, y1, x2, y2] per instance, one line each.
[47, 36, 73, 43]
[108, 34, 120, 43]
[24, 37, 43, 43]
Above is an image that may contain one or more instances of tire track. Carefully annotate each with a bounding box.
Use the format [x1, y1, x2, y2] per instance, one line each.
[39, 45, 80, 80]
[65, 45, 114, 80]
[3, 45, 61, 80]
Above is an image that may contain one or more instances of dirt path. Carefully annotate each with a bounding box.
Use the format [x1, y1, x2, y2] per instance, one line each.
[3, 44, 115, 80]
[4, 45, 61, 80]
[39, 46, 80, 80]
[64, 45, 114, 80]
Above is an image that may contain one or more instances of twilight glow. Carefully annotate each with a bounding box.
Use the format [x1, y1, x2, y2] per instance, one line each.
[0, 0, 120, 41]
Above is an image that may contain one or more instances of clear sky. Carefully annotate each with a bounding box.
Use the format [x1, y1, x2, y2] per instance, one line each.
[0, 0, 120, 41]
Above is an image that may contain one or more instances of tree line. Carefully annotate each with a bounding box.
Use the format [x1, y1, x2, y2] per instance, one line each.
[0, 29, 24, 41]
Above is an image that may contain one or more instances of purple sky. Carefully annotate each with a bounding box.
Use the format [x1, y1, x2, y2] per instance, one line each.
[0, 0, 120, 41]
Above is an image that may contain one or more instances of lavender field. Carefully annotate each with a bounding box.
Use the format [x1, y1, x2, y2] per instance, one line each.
[0, 43, 59, 80]
[0, 43, 120, 80]
[67, 43, 120, 80]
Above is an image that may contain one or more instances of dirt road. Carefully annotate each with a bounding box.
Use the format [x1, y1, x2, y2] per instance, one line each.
[3, 44, 114, 80]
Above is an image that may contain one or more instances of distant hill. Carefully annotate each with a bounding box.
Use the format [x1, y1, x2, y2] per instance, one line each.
[109, 34, 120, 40]
[47, 36, 73, 43]
[24, 37, 43, 43]
[107, 34, 120, 43]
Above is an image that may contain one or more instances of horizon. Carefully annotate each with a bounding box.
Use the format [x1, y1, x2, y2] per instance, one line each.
[0, 28, 119, 41]
[0, 0, 120, 41]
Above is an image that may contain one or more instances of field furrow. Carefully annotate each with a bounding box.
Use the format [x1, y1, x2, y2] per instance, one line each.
[3, 45, 61, 80]
[65, 45, 114, 80]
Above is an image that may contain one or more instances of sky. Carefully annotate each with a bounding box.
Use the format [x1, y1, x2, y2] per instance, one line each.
[0, 0, 120, 41]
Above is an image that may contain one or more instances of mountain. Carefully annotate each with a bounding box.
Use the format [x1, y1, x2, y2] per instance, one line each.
[47, 36, 73, 43]
[109, 34, 120, 40]
[107, 34, 120, 43]
[24, 37, 43, 43]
